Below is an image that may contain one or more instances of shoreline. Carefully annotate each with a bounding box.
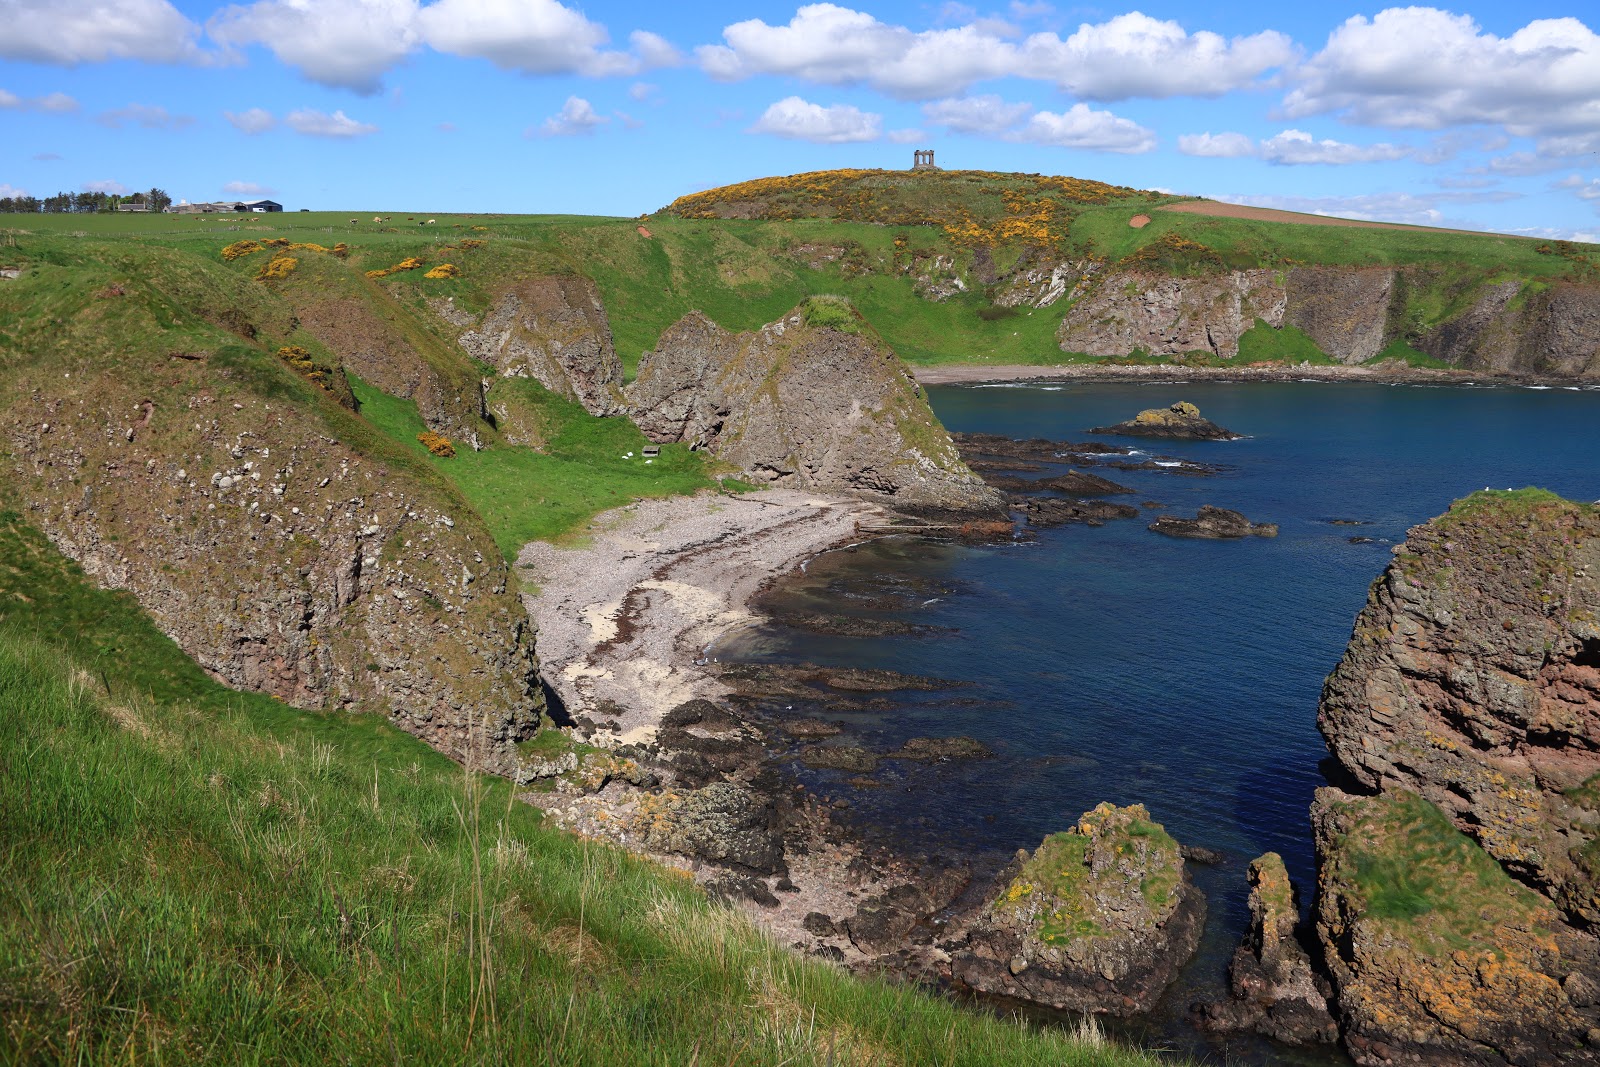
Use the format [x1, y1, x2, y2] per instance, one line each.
[517, 487, 886, 745]
[910, 360, 1572, 387]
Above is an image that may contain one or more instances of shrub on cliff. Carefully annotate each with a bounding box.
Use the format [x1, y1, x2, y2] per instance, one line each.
[256, 255, 297, 281]
[220, 239, 262, 260]
[417, 429, 456, 457]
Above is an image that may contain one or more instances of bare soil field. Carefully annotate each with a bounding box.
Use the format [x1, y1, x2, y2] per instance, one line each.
[1160, 199, 1497, 237]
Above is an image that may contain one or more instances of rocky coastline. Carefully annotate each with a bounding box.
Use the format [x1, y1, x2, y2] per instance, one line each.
[912, 360, 1600, 388]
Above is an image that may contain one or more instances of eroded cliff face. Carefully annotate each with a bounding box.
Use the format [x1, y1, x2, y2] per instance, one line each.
[1315, 492, 1600, 1065]
[1055, 269, 1285, 359]
[3, 355, 543, 775]
[457, 275, 626, 416]
[1421, 282, 1600, 379]
[625, 307, 1005, 515]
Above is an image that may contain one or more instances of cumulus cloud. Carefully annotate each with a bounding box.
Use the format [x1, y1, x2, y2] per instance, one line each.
[0, 0, 205, 64]
[223, 180, 275, 195]
[225, 107, 276, 134]
[0, 183, 30, 198]
[537, 95, 608, 136]
[699, 5, 1289, 101]
[922, 94, 1032, 135]
[84, 179, 131, 194]
[284, 108, 377, 137]
[1284, 8, 1600, 139]
[1258, 129, 1409, 165]
[210, 0, 419, 94]
[1177, 131, 1255, 158]
[1555, 174, 1600, 207]
[629, 82, 659, 102]
[0, 90, 17, 109]
[211, 0, 676, 93]
[1014, 103, 1156, 153]
[1178, 129, 1412, 164]
[96, 103, 195, 130]
[749, 95, 882, 143]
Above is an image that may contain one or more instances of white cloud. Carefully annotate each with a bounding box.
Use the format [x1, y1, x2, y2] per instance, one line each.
[1475, 151, 1565, 177]
[210, 0, 418, 94]
[0, 0, 204, 64]
[0, 183, 29, 198]
[628, 30, 680, 68]
[1555, 175, 1600, 206]
[225, 107, 276, 134]
[629, 81, 659, 101]
[538, 95, 607, 136]
[284, 108, 378, 137]
[1285, 9, 1600, 139]
[84, 179, 131, 194]
[419, 0, 641, 77]
[223, 180, 274, 195]
[1257, 129, 1409, 165]
[96, 103, 194, 130]
[699, 5, 1288, 101]
[923, 94, 1032, 134]
[749, 95, 882, 143]
[1015, 103, 1155, 153]
[886, 127, 924, 144]
[1177, 131, 1255, 158]
[0, 89, 80, 112]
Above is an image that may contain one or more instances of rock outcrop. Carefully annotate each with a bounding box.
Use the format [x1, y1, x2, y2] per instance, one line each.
[4, 355, 544, 774]
[952, 802, 1205, 1014]
[1421, 281, 1600, 379]
[1149, 506, 1278, 539]
[1315, 491, 1600, 1065]
[1057, 269, 1285, 359]
[626, 305, 1004, 516]
[1092, 401, 1241, 440]
[1283, 267, 1395, 364]
[458, 275, 625, 416]
[1196, 852, 1337, 1044]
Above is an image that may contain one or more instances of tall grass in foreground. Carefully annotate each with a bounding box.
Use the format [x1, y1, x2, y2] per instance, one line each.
[0, 519, 1174, 1066]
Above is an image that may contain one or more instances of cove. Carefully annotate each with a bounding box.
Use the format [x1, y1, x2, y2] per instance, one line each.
[717, 379, 1600, 1063]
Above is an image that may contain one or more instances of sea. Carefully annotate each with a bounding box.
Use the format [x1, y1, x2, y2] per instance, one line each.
[717, 379, 1600, 1064]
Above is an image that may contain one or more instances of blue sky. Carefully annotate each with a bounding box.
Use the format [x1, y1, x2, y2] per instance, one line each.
[2, 0, 1598, 239]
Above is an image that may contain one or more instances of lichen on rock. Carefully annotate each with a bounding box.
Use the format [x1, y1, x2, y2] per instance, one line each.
[951, 802, 1205, 1014]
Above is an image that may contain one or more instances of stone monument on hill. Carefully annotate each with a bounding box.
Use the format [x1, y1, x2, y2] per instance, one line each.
[912, 149, 940, 171]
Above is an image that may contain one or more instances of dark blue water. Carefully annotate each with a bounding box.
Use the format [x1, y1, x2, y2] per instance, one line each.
[721, 380, 1600, 1062]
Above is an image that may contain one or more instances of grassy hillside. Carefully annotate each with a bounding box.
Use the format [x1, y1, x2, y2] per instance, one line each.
[0, 512, 1171, 1066]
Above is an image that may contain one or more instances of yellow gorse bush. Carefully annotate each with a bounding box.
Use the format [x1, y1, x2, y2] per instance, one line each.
[423, 264, 459, 279]
[256, 256, 297, 281]
[366, 256, 427, 279]
[220, 240, 262, 261]
[417, 430, 456, 457]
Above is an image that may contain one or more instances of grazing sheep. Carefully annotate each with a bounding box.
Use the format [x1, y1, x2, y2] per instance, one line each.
[350, 219, 359, 224]
[425, 219, 436, 224]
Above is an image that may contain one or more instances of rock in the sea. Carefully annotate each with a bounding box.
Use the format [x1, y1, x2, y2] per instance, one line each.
[1010, 496, 1140, 527]
[1197, 852, 1337, 1044]
[1040, 470, 1136, 495]
[1090, 401, 1242, 441]
[952, 802, 1205, 1014]
[625, 304, 1004, 516]
[890, 736, 993, 761]
[1312, 489, 1600, 1065]
[1313, 788, 1592, 1066]
[1149, 505, 1278, 539]
[799, 744, 880, 773]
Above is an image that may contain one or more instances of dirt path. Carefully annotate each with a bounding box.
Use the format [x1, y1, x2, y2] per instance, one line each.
[518, 488, 885, 744]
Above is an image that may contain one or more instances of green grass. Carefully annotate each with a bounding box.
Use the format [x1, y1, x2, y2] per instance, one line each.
[1440, 488, 1578, 526]
[1342, 792, 1549, 952]
[350, 375, 720, 558]
[1236, 319, 1337, 364]
[0, 511, 1172, 1067]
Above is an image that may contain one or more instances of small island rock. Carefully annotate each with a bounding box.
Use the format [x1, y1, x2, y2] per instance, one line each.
[951, 802, 1205, 1015]
[1150, 505, 1278, 539]
[1091, 401, 1241, 441]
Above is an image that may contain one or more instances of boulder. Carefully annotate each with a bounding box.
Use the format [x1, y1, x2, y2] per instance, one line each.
[630, 781, 784, 874]
[1090, 401, 1242, 441]
[1149, 505, 1278, 539]
[952, 802, 1205, 1015]
[625, 305, 1004, 516]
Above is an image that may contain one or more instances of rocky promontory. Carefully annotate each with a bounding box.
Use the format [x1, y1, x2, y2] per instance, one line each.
[1091, 401, 1241, 440]
[1314, 490, 1600, 1065]
[626, 301, 1004, 516]
[952, 802, 1205, 1014]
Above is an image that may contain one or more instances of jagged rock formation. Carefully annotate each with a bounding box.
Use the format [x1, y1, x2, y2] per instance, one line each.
[1091, 401, 1241, 440]
[1315, 491, 1600, 1065]
[625, 306, 1005, 515]
[1196, 852, 1338, 1044]
[1420, 281, 1600, 378]
[951, 802, 1205, 1014]
[458, 275, 626, 416]
[3, 367, 543, 774]
[1149, 506, 1278, 539]
[1283, 267, 1395, 364]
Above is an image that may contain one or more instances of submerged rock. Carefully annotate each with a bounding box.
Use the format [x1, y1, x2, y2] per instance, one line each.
[952, 802, 1205, 1015]
[1010, 496, 1140, 527]
[1091, 401, 1242, 441]
[890, 736, 993, 761]
[1149, 505, 1278, 539]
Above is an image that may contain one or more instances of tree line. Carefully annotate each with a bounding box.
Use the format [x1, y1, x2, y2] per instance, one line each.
[0, 188, 172, 214]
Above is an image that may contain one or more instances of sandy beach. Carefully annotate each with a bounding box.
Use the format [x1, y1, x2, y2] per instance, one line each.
[518, 488, 886, 744]
[912, 360, 1481, 386]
